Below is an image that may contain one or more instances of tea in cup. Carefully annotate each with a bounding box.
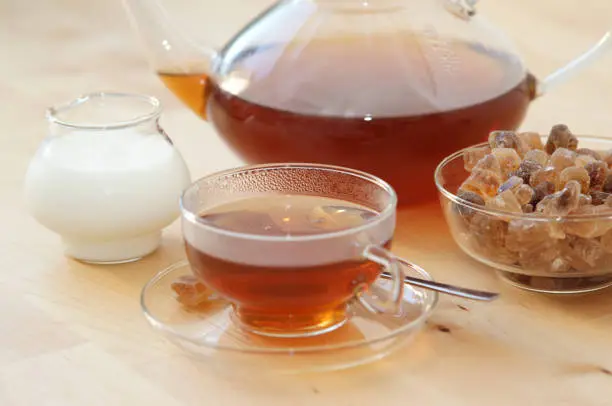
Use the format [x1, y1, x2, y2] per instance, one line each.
[181, 164, 405, 337]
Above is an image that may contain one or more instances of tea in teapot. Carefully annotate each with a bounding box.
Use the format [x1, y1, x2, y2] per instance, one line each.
[123, 0, 611, 205]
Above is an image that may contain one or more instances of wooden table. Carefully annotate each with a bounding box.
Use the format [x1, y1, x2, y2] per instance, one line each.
[2, 0, 612, 404]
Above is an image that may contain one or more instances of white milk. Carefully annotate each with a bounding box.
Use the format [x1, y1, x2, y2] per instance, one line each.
[24, 129, 191, 263]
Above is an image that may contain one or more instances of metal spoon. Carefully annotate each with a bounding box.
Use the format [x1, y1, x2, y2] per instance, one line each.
[382, 257, 499, 302]
[319, 206, 499, 301]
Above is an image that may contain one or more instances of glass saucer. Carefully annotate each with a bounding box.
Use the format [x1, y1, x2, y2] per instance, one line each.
[141, 260, 438, 374]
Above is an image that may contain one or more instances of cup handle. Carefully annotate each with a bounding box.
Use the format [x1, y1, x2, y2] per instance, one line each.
[355, 245, 405, 315]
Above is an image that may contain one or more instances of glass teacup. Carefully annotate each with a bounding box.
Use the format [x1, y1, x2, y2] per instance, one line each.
[181, 163, 406, 337]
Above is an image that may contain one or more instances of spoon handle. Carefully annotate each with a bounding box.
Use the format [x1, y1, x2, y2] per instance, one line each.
[381, 257, 499, 302]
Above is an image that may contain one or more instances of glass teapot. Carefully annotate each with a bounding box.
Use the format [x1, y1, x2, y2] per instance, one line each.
[122, 0, 611, 205]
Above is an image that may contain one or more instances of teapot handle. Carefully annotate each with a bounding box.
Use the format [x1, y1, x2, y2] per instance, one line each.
[537, 30, 612, 96]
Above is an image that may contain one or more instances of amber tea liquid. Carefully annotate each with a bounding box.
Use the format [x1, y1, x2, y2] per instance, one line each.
[184, 194, 388, 336]
[160, 35, 536, 205]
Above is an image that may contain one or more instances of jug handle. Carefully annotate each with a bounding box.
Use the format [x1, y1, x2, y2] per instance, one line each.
[537, 30, 612, 97]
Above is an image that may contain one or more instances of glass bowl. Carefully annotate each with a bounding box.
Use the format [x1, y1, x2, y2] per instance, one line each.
[141, 261, 438, 374]
[435, 135, 612, 294]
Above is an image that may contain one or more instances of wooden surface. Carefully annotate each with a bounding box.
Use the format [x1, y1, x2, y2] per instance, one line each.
[3, 0, 612, 404]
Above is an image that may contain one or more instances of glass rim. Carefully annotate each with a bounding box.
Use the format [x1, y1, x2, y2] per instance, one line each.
[180, 163, 398, 242]
[434, 135, 612, 222]
[46, 92, 162, 130]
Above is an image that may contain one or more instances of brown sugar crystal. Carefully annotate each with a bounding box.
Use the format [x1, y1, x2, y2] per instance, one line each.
[455, 125, 612, 278]
[171, 275, 214, 308]
[545, 124, 578, 154]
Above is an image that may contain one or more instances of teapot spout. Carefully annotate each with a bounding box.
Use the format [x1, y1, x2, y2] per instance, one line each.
[122, 0, 216, 73]
[122, 0, 217, 118]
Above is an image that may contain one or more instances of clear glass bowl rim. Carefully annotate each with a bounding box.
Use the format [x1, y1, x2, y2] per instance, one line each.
[434, 135, 612, 222]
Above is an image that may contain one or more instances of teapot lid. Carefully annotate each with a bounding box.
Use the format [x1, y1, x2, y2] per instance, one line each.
[213, 0, 526, 117]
